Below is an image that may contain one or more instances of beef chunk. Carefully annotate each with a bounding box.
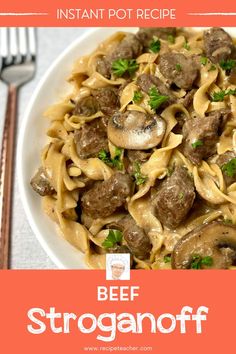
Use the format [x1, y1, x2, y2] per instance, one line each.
[96, 57, 111, 79]
[96, 34, 142, 77]
[181, 89, 197, 108]
[137, 27, 176, 49]
[182, 112, 222, 165]
[203, 27, 233, 63]
[109, 33, 142, 62]
[74, 117, 108, 159]
[73, 96, 99, 117]
[30, 167, 55, 196]
[216, 151, 236, 186]
[229, 67, 236, 85]
[81, 173, 133, 219]
[153, 166, 195, 229]
[216, 109, 231, 133]
[136, 73, 176, 104]
[159, 53, 199, 90]
[91, 87, 120, 116]
[107, 215, 152, 260]
[122, 215, 152, 260]
[74, 88, 120, 118]
[127, 150, 152, 164]
[172, 112, 188, 134]
[126, 149, 152, 174]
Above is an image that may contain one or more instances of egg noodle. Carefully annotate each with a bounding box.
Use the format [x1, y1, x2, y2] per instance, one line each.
[32, 28, 236, 269]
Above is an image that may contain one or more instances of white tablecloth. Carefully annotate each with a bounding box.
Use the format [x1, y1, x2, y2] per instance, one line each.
[0, 28, 88, 268]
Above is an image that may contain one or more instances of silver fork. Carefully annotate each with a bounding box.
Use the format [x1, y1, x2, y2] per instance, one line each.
[0, 28, 36, 269]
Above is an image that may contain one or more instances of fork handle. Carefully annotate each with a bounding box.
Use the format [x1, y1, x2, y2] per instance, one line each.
[0, 84, 18, 269]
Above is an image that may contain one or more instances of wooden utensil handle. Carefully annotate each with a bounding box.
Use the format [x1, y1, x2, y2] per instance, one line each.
[0, 84, 18, 269]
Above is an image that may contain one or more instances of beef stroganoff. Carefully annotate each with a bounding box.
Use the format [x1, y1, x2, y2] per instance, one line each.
[31, 27, 236, 269]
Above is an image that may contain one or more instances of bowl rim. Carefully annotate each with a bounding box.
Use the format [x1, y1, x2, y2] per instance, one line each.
[17, 27, 236, 269]
[17, 27, 98, 268]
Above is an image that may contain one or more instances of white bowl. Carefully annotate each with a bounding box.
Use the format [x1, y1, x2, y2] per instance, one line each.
[18, 27, 236, 269]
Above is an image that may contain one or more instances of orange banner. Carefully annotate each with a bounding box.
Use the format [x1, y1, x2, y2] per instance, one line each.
[0, 270, 234, 353]
[0, 0, 236, 26]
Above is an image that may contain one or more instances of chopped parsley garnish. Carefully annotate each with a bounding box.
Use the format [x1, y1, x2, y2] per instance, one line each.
[149, 37, 161, 53]
[211, 91, 226, 102]
[133, 90, 143, 103]
[148, 86, 169, 111]
[178, 192, 184, 200]
[133, 162, 148, 186]
[112, 59, 139, 77]
[183, 41, 190, 51]
[168, 35, 175, 44]
[102, 229, 123, 249]
[112, 147, 124, 170]
[220, 59, 236, 72]
[191, 140, 203, 149]
[190, 255, 202, 269]
[200, 57, 208, 66]
[167, 166, 174, 177]
[201, 256, 213, 267]
[98, 149, 110, 164]
[164, 255, 171, 263]
[208, 64, 216, 72]
[211, 88, 236, 102]
[166, 166, 174, 177]
[223, 218, 233, 225]
[176, 63, 182, 72]
[98, 148, 124, 170]
[191, 255, 213, 269]
[221, 158, 236, 178]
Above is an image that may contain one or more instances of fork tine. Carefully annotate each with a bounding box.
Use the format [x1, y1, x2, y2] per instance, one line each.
[0, 28, 11, 63]
[9, 27, 22, 64]
[18, 28, 27, 57]
[9, 28, 18, 57]
[27, 28, 36, 59]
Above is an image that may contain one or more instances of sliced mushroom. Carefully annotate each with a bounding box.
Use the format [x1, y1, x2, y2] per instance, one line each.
[172, 221, 236, 269]
[108, 111, 166, 150]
